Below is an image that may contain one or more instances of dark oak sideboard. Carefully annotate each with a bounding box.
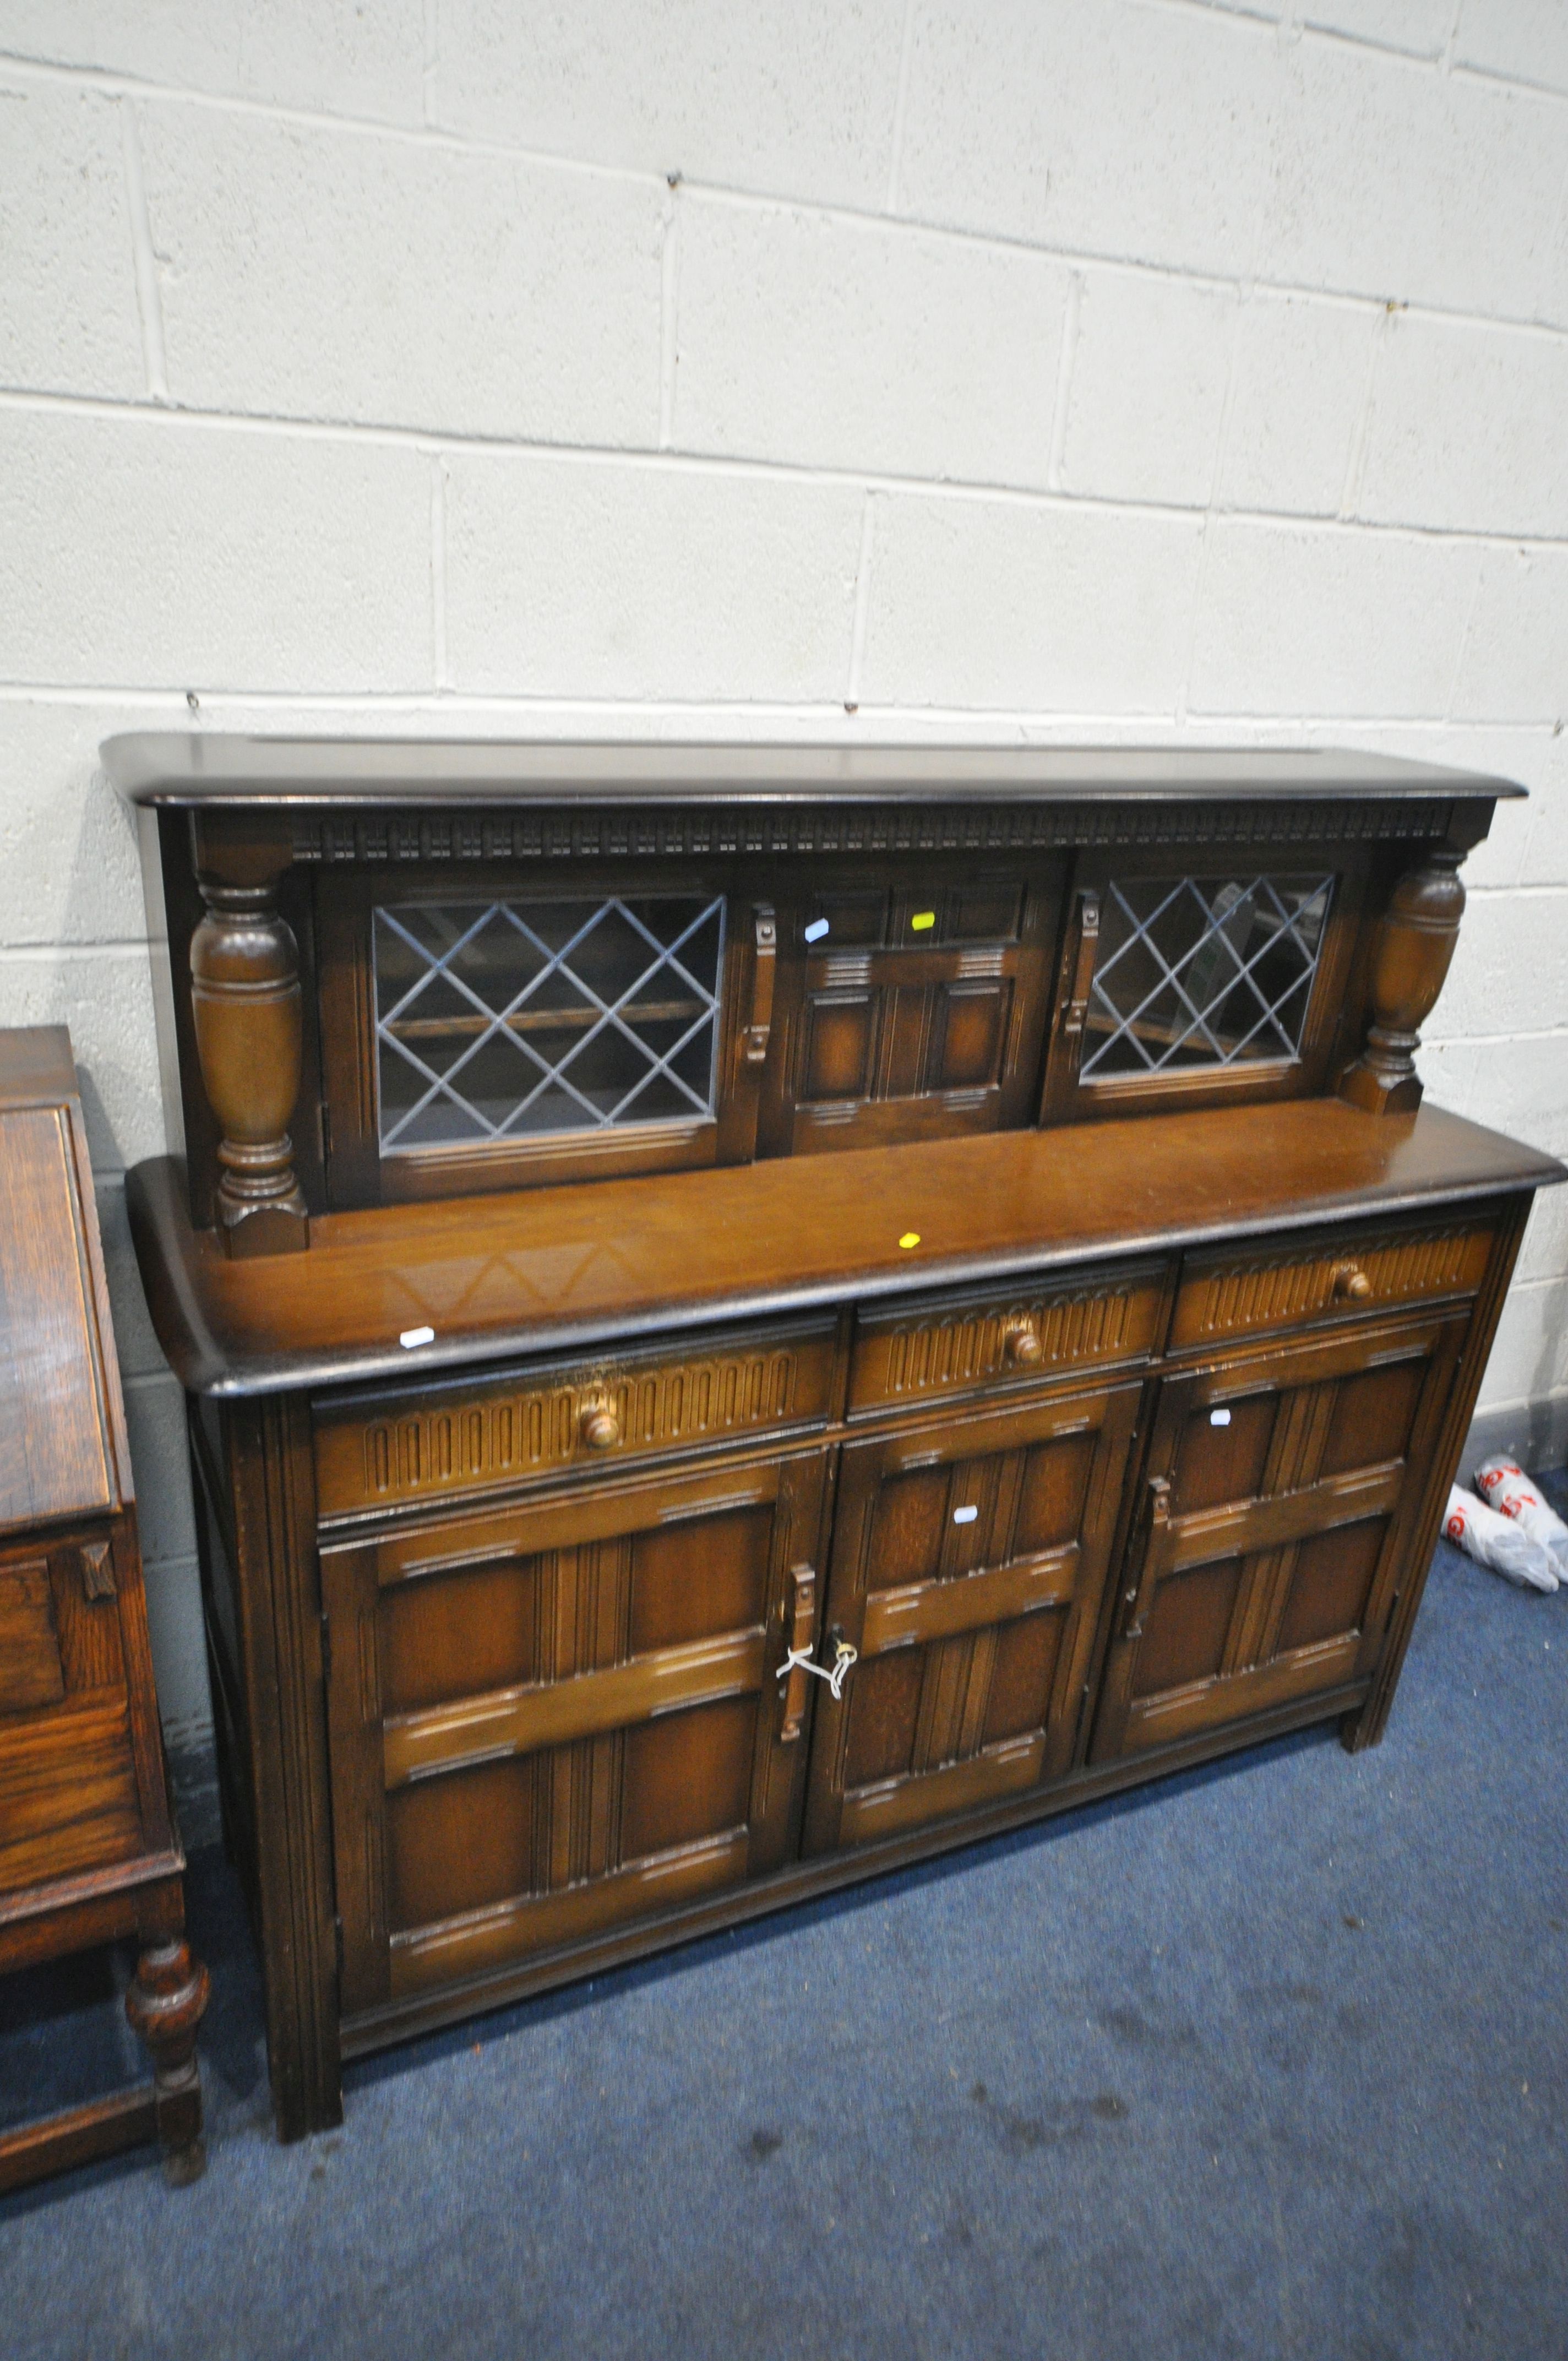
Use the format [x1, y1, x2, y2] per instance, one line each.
[106, 737, 1565, 2141]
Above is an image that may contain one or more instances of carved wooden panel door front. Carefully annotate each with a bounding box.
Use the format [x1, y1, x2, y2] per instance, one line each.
[322, 1445, 831, 2015]
[801, 1380, 1141, 1856]
[1090, 1310, 1467, 1763]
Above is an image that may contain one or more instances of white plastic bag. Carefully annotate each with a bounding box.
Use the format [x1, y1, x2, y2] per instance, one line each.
[1473, 1455, 1568, 1580]
[1442, 1485, 1559, 1594]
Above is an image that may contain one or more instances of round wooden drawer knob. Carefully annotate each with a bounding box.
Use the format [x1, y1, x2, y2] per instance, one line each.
[1003, 1321, 1043, 1367]
[1332, 1264, 1372, 1302]
[580, 1402, 622, 1451]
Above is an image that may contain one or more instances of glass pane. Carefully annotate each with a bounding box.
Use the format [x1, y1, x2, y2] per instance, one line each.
[1081, 875, 1333, 1079]
[373, 896, 725, 1154]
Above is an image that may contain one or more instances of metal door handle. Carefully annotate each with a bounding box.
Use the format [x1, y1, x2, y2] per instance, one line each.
[1062, 889, 1101, 1048]
[777, 1605, 857, 1736]
[1121, 1475, 1170, 1642]
[778, 1563, 816, 1741]
[743, 904, 777, 1065]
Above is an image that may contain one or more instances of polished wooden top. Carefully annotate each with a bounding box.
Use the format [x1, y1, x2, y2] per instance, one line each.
[126, 1099, 1562, 1400]
[0, 1027, 130, 1526]
[101, 733, 1523, 810]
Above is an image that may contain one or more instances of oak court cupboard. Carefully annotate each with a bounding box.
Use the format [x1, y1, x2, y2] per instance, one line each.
[106, 734, 1565, 2142]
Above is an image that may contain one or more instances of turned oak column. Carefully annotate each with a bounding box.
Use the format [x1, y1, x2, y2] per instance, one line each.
[188, 817, 309, 1255]
[1339, 845, 1466, 1117]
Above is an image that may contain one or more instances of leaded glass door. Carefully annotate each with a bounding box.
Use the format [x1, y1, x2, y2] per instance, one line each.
[1039, 847, 1370, 1123]
[316, 868, 771, 1204]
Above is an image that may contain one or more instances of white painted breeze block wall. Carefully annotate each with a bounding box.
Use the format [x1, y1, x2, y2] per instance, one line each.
[1, 1, 1565, 1740]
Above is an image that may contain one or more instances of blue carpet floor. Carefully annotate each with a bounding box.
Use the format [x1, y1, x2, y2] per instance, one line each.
[3, 1483, 1566, 2361]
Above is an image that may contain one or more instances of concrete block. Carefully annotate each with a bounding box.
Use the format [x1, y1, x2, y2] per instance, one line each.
[1219, 294, 1376, 518]
[140, 1551, 210, 1743]
[1262, 36, 1565, 324]
[0, 944, 164, 1168]
[1522, 737, 1568, 884]
[1516, 1188, 1568, 1286]
[0, 78, 146, 399]
[1454, 0, 1568, 97]
[1433, 887, 1568, 1042]
[858, 495, 1205, 712]
[0, 1, 427, 124]
[672, 198, 1069, 488]
[1413, 1037, 1480, 1114]
[1457, 1027, 1568, 1162]
[122, 1370, 198, 1565]
[0, 702, 145, 944]
[427, 0, 906, 209]
[444, 455, 863, 700]
[1302, 1, 1451, 56]
[898, 0, 1278, 277]
[1058, 272, 1235, 509]
[1357, 314, 1568, 539]
[139, 104, 665, 445]
[1476, 1274, 1568, 1407]
[1189, 519, 1479, 719]
[1451, 548, 1568, 727]
[1544, 213, 1568, 345]
[0, 409, 432, 691]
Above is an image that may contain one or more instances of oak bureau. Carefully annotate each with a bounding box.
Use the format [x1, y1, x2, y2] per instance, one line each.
[106, 736, 1564, 2141]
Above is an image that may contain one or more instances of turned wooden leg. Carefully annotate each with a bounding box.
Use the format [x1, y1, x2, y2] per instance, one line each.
[1340, 846, 1466, 1116]
[188, 817, 309, 1256]
[126, 1938, 211, 2186]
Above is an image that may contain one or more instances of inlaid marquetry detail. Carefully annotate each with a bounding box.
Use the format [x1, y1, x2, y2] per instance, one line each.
[291, 796, 1451, 866]
[315, 1317, 837, 1519]
[1171, 1222, 1492, 1351]
[849, 1272, 1163, 1415]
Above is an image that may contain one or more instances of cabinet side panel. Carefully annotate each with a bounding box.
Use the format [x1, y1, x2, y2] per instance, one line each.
[1343, 1192, 1534, 1751]
[224, 1394, 342, 2139]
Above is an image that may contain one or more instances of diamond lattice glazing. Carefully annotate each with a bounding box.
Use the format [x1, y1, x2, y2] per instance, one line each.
[1081, 875, 1333, 1079]
[373, 896, 726, 1152]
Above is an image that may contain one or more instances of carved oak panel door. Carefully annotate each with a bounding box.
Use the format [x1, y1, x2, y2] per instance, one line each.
[755, 862, 1066, 1157]
[322, 1446, 830, 2015]
[801, 1381, 1141, 1855]
[1090, 1311, 1467, 1763]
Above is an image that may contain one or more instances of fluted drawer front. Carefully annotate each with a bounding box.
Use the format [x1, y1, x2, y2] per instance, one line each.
[315, 1311, 838, 1521]
[1170, 1218, 1495, 1355]
[847, 1261, 1167, 1417]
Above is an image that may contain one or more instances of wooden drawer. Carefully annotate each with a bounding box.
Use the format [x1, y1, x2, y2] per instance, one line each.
[314, 1310, 840, 1523]
[0, 1523, 145, 1895]
[847, 1260, 1167, 1418]
[1169, 1217, 1496, 1357]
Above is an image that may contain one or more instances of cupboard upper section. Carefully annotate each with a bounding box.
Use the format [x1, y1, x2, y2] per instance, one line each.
[104, 736, 1520, 1254]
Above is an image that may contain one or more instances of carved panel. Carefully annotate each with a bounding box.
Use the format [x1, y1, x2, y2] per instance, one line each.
[1170, 1222, 1494, 1351]
[291, 797, 1452, 866]
[848, 1270, 1165, 1415]
[315, 1316, 837, 1519]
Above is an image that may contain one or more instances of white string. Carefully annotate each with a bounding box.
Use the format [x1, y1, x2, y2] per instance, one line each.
[777, 1641, 858, 1701]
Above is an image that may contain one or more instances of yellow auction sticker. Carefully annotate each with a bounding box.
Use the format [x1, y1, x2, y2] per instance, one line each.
[910, 911, 935, 932]
[898, 1232, 921, 1249]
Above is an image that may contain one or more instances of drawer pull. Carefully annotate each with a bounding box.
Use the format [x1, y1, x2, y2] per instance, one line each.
[1332, 1263, 1373, 1303]
[579, 1400, 623, 1452]
[1003, 1319, 1043, 1368]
